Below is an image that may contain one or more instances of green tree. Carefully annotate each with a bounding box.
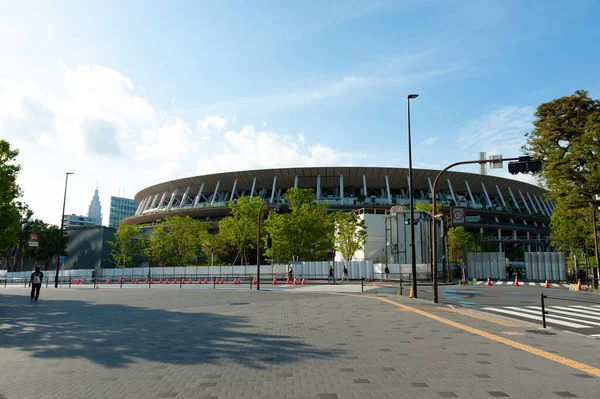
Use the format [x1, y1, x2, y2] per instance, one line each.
[22, 219, 67, 268]
[264, 188, 334, 262]
[334, 212, 367, 261]
[0, 140, 25, 267]
[446, 227, 476, 262]
[523, 90, 600, 263]
[108, 222, 145, 268]
[145, 216, 209, 266]
[216, 196, 264, 265]
[415, 202, 442, 214]
[549, 204, 593, 251]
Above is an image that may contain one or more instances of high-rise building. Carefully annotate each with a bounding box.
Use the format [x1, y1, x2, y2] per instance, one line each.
[109, 196, 138, 228]
[64, 214, 98, 229]
[87, 185, 103, 226]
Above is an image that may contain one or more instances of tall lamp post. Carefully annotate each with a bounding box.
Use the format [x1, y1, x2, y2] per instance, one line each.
[407, 94, 419, 298]
[55, 172, 73, 288]
[256, 202, 270, 291]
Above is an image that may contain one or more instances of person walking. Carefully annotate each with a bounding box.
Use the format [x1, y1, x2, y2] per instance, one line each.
[384, 264, 390, 282]
[29, 266, 44, 302]
[287, 264, 294, 282]
[328, 265, 335, 283]
[341, 264, 349, 282]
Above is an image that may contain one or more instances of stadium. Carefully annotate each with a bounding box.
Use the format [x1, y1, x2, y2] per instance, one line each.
[127, 166, 553, 243]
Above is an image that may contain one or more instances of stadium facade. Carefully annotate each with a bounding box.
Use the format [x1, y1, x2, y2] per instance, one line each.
[127, 167, 553, 242]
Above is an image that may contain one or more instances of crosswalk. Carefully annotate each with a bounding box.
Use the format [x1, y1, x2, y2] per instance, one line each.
[483, 304, 600, 329]
[475, 281, 568, 288]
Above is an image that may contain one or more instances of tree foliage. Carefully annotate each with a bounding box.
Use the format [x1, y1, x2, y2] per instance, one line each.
[333, 212, 367, 261]
[549, 204, 594, 251]
[108, 222, 145, 268]
[216, 196, 264, 265]
[447, 227, 476, 262]
[22, 219, 67, 268]
[523, 90, 600, 208]
[145, 216, 209, 266]
[264, 188, 334, 262]
[0, 140, 25, 261]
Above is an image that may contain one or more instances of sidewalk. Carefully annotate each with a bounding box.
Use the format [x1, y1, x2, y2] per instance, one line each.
[1, 287, 598, 398]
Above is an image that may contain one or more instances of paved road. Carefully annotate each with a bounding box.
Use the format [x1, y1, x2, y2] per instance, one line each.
[374, 281, 600, 336]
[1, 286, 600, 398]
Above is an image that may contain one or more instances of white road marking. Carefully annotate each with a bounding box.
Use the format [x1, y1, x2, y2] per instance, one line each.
[515, 307, 600, 326]
[483, 307, 591, 328]
[531, 306, 600, 321]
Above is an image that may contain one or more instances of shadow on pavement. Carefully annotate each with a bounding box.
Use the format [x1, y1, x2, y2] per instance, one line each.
[0, 294, 342, 369]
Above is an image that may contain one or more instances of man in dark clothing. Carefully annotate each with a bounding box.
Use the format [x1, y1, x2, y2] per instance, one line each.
[328, 265, 334, 283]
[30, 266, 44, 302]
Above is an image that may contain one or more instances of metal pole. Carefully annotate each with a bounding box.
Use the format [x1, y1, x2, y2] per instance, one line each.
[540, 293, 547, 328]
[407, 94, 418, 298]
[591, 203, 599, 289]
[431, 157, 521, 303]
[257, 202, 267, 291]
[361, 277, 364, 293]
[55, 172, 73, 288]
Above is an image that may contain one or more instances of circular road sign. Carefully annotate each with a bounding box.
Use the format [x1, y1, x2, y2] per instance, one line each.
[30, 234, 38, 242]
[452, 209, 465, 222]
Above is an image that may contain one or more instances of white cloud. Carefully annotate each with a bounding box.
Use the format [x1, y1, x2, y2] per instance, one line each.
[458, 106, 535, 156]
[2, 65, 359, 225]
[195, 115, 228, 133]
[419, 136, 438, 146]
[196, 125, 355, 175]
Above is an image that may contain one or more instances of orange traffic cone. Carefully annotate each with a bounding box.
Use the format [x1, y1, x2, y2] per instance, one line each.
[181, 279, 185, 285]
[272, 277, 277, 285]
[198, 279, 202, 284]
[149, 279, 153, 285]
[220, 278, 224, 284]
[286, 278, 290, 285]
[165, 279, 170, 285]
[302, 278, 306, 285]
[145, 279, 148, 284]
[513, 276, 519, 287]
[486, 277, 492, 286]
[204, 278, 208, 284]
[188, 279, 192, 284]
[173, 279, 177, 285]
[106, 279, 111, 284]
[253, 277, 258, 285]
[238, 278, 242, 284]
[293, 277, 298, 285]
[159, 279, 163, 284]
[368, 275, 372, 282]
[577, 279, 582, 291]
[544, 279, 550, 288]
[82, 278, 86, 284]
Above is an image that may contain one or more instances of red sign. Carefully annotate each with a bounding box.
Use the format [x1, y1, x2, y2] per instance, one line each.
[158, 261, 163, 267]
[30, 234, 38, 242]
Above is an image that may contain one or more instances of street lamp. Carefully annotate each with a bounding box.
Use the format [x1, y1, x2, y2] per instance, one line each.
[54, 172, 73, 288]
[407, 93, 419, 298]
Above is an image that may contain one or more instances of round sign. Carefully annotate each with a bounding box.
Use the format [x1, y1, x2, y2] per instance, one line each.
[158, 261, 163, 267]
[452, 209, 465, 221]
[30, 234, 38, 242]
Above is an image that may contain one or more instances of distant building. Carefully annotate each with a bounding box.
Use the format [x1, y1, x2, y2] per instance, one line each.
[87, 185, 103, 226]
[64, 226, 117, 271]
[108, 196, 138, 228]
[64, 214, 98, 229]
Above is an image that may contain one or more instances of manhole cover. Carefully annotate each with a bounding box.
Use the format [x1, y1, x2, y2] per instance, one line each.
[526, 330, 557, 336]
[229, 302, 250, 306]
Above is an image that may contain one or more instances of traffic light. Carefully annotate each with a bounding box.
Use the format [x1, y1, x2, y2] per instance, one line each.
[508, 156, 542, 175]
[331, 249, 336, 258]
[404, 218, 419, 225]
[404, 218, 411, 225]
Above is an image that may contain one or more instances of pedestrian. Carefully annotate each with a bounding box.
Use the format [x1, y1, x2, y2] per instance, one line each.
[147, 267, 152, 282]
[29, 266, 44, 302]
[288, 264, 293, 282]
[328, 265, 334, 283]
[384, 264, 390, 282]
[341, 264, 348, 282]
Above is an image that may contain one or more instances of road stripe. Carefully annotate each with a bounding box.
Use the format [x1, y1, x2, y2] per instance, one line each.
[528, 282, 536, 286]
[527, 306, 600, 321]
[483, 307, 590, 328]
[567, 305, 600, 316]
[476, 281, 484, 284]
[551, 283, 561, 288]
[509, 307, 600, 326]
[496, 281, 504, 285]
[368, 297, 600, 377]
[562, 284, 571, 288]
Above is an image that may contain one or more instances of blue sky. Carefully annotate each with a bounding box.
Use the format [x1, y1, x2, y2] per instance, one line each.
[1, 0, 599, 224]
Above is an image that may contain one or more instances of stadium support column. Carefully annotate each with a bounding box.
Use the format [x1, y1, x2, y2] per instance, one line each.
[270, 176, 277, 203]
[497, 229, 502, 253]
[193, 183, 204, 208]
[495, 185, 508, 209]
[250, 177, 256, 199]
[210, 181, 220, 205]
[339, 175, 344, 203]
[316, 175, 321, 200]
[507, 187, 520, 211]
[385, 175, 392, 204]
[363, 174, 368, 197]
[518, 190, 532, 214]
[230, 179, 238, 202]
[294, 175, 298, 189]
[166, 188, 178, 210]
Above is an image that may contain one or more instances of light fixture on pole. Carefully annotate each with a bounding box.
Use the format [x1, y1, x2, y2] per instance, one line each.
[55, 172, 73, 288]
[407, 93, 419, 298]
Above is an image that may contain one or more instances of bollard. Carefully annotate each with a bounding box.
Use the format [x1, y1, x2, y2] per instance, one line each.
[213, 277, 216, 289]
[25, 278, 28, 288]
[69, 278, 71, 288]
[400, 278, 403, 296]
[46, 277, 49, 288]
[4, 277, 7, 287]
[120, 278, 123, 289]
[180, 278, 182, 289]
[250, 276, 253, 290]
[149, 278, 152, 289]
[540, 293, 548, 329]
[361, 277, 364, 293]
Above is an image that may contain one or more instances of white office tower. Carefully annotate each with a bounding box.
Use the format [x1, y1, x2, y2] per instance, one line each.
[87, 185, 103, 226]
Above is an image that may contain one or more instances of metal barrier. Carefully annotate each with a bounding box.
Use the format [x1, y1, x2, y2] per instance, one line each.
[538, 293, 600, 329]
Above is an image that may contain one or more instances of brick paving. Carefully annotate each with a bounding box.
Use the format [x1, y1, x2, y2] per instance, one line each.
[1, 286, 599, 398]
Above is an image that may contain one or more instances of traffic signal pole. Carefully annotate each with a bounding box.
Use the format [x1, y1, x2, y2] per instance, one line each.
[430, 157, 523, 303]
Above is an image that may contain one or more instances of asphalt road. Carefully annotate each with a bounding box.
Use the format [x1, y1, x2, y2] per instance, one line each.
[374, 282, 600, 336]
